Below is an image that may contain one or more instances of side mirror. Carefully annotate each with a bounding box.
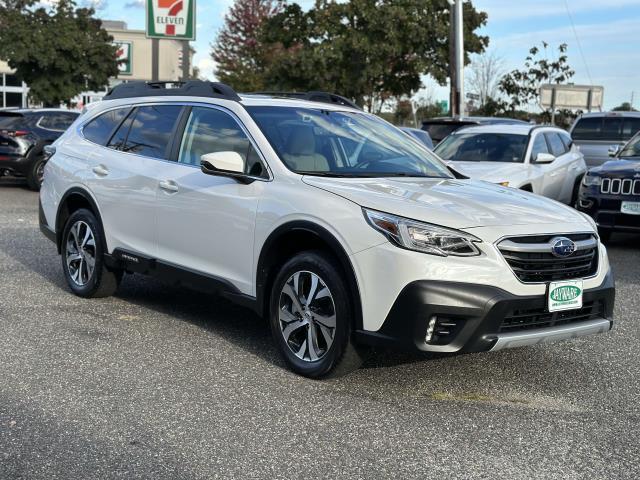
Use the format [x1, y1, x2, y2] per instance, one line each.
[535, 152, 556, 164]
[200, 151, 253, 184]
[608, 144, 621, 157]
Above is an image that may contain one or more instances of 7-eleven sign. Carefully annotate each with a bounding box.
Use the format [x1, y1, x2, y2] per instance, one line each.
[146, 0, 195, 40]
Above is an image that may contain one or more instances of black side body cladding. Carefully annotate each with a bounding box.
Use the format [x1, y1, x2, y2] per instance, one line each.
[255, 221, 363, 327]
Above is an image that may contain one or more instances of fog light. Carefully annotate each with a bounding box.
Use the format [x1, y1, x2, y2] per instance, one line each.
[425, 316, 437, 343]
[579, 199, 593, 209]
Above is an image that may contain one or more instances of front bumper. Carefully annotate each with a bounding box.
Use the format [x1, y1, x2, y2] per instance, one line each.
[578, 186, 640, 233]
[355, 272, 614, 353]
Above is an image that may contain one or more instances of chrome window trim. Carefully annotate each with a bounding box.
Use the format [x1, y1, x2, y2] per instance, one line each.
[79, 100, 273, 182]
[493, 231, 600, 285]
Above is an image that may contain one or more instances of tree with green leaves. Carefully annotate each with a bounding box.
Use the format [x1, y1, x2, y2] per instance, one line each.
[212, 0, 284, 92]
[498, 42, 575, 113]
[0, 0, 118, 107]
[260, 0, 488, 112]
[612, 102, 637, 112]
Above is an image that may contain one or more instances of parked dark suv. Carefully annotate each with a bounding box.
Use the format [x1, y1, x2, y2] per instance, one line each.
[0, 109, 79, 189]
[577, 130, 640, 242]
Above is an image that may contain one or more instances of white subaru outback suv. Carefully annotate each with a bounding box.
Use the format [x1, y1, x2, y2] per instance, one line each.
[39, 81, 615, 378]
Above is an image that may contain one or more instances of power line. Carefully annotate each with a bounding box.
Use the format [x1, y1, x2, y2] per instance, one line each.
[563, 0, 594, 86]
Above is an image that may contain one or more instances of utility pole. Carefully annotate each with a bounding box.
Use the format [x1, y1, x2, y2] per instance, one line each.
[448, 5, 457, 117]
[454, 0, 465, 118]
[448, 0, 465, 118]
[181, 41, 190, 81]
[151, 38, 159, 82]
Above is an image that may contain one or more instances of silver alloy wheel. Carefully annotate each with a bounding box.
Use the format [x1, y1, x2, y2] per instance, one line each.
[278, 270, 336, 362]
[65, 220, 96, 287]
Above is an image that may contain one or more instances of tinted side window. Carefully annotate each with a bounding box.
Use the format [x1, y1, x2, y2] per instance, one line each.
[83, 108, 129, 145]
[545, 132, 567, 156]
[601, 117, 623, 141]
[571, 117, 602, 140]
[123, 105, 182, 159]
[178, 107, 266, 177]
[622, 118, 640, 140]
[530, 134, 549, 160]
[107, 110, 135, 150]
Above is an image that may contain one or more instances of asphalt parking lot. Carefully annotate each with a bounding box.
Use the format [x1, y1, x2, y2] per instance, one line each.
[0, 179, 639, 480]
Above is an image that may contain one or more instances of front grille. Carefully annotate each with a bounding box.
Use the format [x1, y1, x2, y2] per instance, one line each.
[500, 300, 604, 333]
[498, 233, 599, 283]
[601, 178, 640, 195]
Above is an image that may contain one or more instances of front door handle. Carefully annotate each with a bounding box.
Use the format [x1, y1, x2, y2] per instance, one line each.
[159, 180, 179, 193]
[92, 165, 109, 176]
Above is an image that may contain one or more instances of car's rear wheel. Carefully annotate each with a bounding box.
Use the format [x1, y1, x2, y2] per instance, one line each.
[61, 209, 122, 298]
[269, 251, 362, 378]
[26, 155, 46, 191]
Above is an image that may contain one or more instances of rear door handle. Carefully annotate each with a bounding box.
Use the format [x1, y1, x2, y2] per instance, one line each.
[92, 165, 109, 176]
[159, 180, 179, 193]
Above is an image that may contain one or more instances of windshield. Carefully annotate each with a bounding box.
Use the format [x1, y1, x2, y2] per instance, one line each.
[434, 132, 528, 163]
[619, 135, 640, 158]
[246, 106, 452, 178]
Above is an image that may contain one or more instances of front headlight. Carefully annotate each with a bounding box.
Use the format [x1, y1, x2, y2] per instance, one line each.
[497, 181, 510, 187]
[582, 174, 602, 187]
[363, 208, 482, 257]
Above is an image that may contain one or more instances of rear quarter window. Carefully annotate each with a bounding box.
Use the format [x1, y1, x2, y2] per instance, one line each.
[83, 108, 130, 145]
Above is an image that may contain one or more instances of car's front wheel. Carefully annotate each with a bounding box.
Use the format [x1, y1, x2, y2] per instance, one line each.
[61, 209, 123, 298]
[269, 251, 362, 378]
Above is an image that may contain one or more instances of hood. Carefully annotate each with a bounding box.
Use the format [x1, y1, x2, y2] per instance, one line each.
[447, 161, 526, 183]
[590, 158, 640, 176]
[302, 176, 589, 229]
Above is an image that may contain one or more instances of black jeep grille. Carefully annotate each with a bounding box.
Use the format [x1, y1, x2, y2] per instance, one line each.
[497, 234, 599, 283]
[500, 300, 604, 333]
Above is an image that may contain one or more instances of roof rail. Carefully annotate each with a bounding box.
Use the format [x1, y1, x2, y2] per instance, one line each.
[250, 91, 362, 110]
[104, 81, 241, 101]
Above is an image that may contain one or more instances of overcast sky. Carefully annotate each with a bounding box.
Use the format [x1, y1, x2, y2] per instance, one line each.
[97, 0, 640, 110]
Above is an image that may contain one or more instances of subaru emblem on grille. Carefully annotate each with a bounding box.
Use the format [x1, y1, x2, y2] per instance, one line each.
[551, 237, 576, 257]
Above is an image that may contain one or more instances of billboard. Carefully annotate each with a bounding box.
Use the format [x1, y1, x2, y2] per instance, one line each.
[540, 84, 604, 110]
[114, 41, 132, 75]
[146, 0, 195, 40]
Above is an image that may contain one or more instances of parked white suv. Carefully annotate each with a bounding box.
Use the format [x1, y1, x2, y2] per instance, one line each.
[39, 81, 615, 377]
[434, 124, 587, 204]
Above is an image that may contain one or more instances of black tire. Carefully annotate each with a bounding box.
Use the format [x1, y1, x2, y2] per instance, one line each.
[570, 176, 582, 207]
[269, 250, 362, 378]
[598, 229, 612, 244]
[61, 208, 123, 298]
[26, 155, 45, 191]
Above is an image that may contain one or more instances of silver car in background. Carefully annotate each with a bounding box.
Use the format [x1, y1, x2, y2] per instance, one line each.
[569, 112, 640, 167]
